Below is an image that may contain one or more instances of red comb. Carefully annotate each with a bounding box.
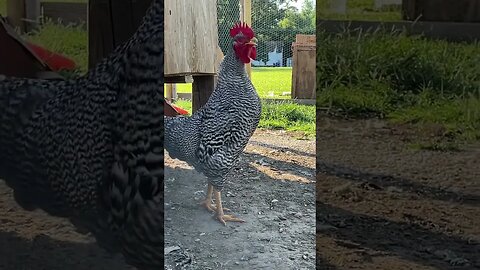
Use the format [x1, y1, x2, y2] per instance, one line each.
[229, 22, 254, 39]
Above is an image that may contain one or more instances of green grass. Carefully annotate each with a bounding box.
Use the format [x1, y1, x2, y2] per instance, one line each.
[317, 0, 402, 21]
[260, 101, 316, 137]
[173, 99, 316, 138]
[0, 0, 5, 15]
[0, 0, 88, 74]
[0, 5, 314, 136]
[173, 67, 293, 99]
[24, 20, 88, 74]
[317, 29, 480, 149]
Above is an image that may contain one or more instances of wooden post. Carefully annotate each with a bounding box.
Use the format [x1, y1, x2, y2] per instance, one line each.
[171, 83, 177, 100]
[24, 0, 40, 32]
[88, 0, 152, 68]
[6, 0, 26, 32]
[165, 84, 173, 101]
[192, 76, 215, 112]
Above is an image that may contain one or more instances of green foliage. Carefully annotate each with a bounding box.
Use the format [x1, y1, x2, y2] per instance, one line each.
[218, 0, 315, 65]
[174, 67, 293, 99]
[24, 20, 88, 74]
[317, 29, 480, 144]
[217, 0, 241, 56]
[317, 30, 480, 101]
[173, 99, 315, 137]
[0, 0, 5, 15]
[279, 0, 315, 30]
[260, 101, 315, 136]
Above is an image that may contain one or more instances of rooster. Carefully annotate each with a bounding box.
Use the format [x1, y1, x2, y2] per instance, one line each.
[165, 22, 261, 225]
[0, 0, 164, 269]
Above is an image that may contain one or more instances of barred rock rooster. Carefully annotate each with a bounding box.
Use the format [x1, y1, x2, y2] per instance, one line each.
[165, 23, 261, 225]
[0, 0, 164, 269]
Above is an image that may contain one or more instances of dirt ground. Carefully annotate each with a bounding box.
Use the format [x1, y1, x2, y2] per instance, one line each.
[316, 111, 480, 270]
[0, 185, 134, 270]
[0, 129, 315, 270]
[165, 129, 316, 269]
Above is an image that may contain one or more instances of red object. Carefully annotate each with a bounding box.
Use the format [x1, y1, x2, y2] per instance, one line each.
[165, 100, 189, 116]
[0, 16, 50, 78]
[26, 42, 76, 71]
[171, 103, 189, 115]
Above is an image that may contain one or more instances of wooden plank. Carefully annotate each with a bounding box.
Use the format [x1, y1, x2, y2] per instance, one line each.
[291, 42, 316, 100]
[296, 34, 316, 44]
[165, 0, 218, 76]
[165, 84, 173, 100]
[88, 0, 114, 68]
[318, 19, 480, 42]
[88, 0, 151, 68]
[110, 0, 150, 45]
[192, 75, 215, 112]
[42, 2, 87, 26]
[165, 75, 194, 84]
[6, 0, 26, 32]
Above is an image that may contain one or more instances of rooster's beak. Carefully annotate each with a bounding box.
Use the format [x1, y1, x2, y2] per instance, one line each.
[247, 37, 258, 46]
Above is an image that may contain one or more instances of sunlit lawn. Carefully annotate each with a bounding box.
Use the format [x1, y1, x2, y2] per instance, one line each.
[172, 67, 293, 99]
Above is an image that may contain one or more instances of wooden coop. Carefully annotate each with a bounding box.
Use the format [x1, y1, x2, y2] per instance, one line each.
[165, 0, 222, 112]
[87, 0, 222, 112]
[88, 0, 152, 68]
[291, 34, 316, 100]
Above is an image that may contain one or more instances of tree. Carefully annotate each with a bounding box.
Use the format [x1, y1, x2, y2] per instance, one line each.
[216, 0, 315, 66]
[251, 0, 291, 63]
[217, 0, 240, 55]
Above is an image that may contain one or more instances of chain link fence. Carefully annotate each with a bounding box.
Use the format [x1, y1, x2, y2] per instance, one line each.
[217, 0, 315, 99]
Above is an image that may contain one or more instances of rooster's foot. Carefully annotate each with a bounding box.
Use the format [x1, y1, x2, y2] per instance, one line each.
[200, 200, 230, 212]
[216, 214, 245, 226]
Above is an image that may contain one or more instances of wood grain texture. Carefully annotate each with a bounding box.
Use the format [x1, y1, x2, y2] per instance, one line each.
[165, 0, 219, 76]
[192, 75, 215, 112]
[291, 34, 315, 100]
[88, 0, 152, 68]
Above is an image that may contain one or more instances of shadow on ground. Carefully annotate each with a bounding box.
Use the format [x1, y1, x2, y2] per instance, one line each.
[0, 231, 131, 270]
[165, 130, 316, 269]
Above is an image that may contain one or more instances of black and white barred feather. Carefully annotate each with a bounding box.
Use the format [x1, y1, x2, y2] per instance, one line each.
[0, 0, 164, 269]
[164, 41, 261, 190]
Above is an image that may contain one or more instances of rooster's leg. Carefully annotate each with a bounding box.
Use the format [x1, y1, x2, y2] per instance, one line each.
[213, 189, 244, 225]
[200, 184, 230, 212]
[199, 184, 215, 212]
